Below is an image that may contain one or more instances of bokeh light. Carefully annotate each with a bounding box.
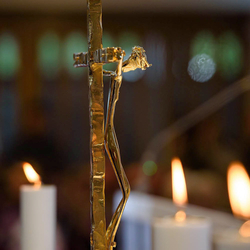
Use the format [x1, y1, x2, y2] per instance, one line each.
[188, 54, 216, 82]
[63, 31, 87, 77]
[0, 32, 20, 81]
[191, 31, 216, 59]
[217, 31, 243, 80]
[38, 32, 61, 79]
[143, 161, 158, 176]
[118, 31, 145, 82]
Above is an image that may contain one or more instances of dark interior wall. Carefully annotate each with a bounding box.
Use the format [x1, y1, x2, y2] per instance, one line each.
[0, 12, 248, 167]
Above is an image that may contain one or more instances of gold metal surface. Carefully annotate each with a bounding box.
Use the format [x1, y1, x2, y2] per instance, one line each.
[87, 1, 106, 250]
[73, 2, 151, 249]
[122, 46, 152, 72]
[104, 46, 150, 250]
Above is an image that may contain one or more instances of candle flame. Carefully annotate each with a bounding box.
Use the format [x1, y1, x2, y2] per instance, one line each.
[172, 157, 188, 206]
[23, 162, 41, 187]
[239, 220, 250, 238]
[227, 161, 250, 219]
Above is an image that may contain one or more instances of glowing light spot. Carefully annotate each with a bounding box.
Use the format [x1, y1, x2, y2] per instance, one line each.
[175, 210, 186, 222]
[38, 32, 61, 79]
[217, 31, 243, 80]
[188, 54, 216, 83]
[227, 162, 250, 219]
[119, 31, 144, 82]
[239, 220, 250, 238]
[143, 161, 157, 176]
[63, 31, 87, 77]
[171, 158, 188, 206]
[191, 31, 216, 59]
[0, 32, 20, 80]
[23, 162, 41, 187]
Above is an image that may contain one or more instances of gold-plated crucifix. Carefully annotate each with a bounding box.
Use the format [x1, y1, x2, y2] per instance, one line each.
[73, 1, 151, 250]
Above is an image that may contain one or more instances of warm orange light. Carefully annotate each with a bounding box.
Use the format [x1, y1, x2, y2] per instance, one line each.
[175, 210, 186, 222]
[172, 157, 188, 206]
[239, 220, 250, 238]
[23, 162, 41, 187]
[227, 161, 250, 219]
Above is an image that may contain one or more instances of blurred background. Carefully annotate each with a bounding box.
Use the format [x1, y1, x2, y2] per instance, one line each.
[0, 0, 250, 249]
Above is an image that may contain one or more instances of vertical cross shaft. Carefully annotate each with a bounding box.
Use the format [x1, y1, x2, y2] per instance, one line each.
[87, 1, 106, 250]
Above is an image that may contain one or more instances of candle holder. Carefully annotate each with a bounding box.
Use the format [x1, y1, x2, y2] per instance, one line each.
[73, 2, 151, 250]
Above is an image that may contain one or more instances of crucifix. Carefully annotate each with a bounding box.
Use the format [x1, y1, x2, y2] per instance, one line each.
[73, 1, 151, 250]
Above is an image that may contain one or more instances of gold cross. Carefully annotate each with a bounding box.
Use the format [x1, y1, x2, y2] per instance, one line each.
[73, 2, 151, 250]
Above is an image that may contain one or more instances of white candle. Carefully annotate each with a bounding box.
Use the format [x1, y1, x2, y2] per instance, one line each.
[20, 163, 56, 250]
[152, 158, 212, 250]
[153, 215, 211, 250]
[214, 228, 250, 250]
[214, 162, 250, 250]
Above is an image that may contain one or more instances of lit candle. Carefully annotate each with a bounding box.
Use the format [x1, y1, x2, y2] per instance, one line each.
[20, 162, 56, 250]
[152, 158, 212, 250]
[214, 162, 250, 250]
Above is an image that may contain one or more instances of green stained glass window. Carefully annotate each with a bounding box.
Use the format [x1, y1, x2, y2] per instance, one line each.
[217, 31, 243, 80]
[103, 32, 115, 48]
[38, 32, 61, 79]
[191, 31, 216, 60]
[63, 32, 87, 77]
[0, 33, 20, 81]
